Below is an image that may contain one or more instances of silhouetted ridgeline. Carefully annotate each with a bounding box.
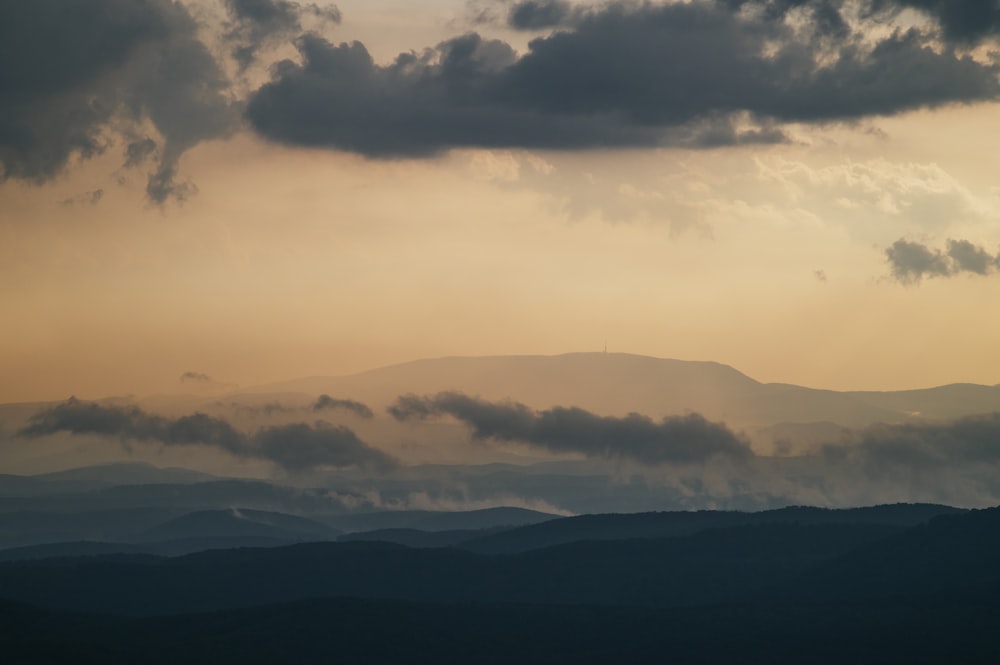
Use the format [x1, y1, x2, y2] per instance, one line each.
[1, 506, 999, 663]
[337, 526, 511, 548]
[0, 506, 994, 616]
[457, 503, 962, 554]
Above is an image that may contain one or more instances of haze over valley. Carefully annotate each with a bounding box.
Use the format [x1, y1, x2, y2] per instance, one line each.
[4, 352, 1000, 521]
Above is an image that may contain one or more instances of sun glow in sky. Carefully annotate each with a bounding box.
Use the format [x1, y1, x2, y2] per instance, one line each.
[3, 0, 1000, 402]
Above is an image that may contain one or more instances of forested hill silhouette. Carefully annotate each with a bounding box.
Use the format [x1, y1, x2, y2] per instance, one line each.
[792, 506, 1000, 601]
[4, 595, 999, 665]
[0, 504, 993, 617]
[457, 503, 962, 554]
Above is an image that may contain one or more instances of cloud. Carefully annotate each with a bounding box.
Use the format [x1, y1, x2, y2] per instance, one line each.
[885, 239, 952, 282]
[822, 412, 1000, 472]
[755, 158, 991, 231]
[255, 422, 393, 471]
[246, 1, 1000, 157]
[312, 395, 374, 419]
[752, 410, 1000, 507]
[507, 0, 577, 30]
[123, 137, 159, 169]
[885, 238, 1000, 283]
[946, 239, 997, 275]
[223, 0, 342, 70]
[0, 0, 238, 204]
[389, 391, 753, 464]
[18, 398, 396, 472]
[18, 399, 247, 454]
[6, 0, 1000, 199]
[59, 189, 104, 207]
[728, 1, 1000, 46]
[868, 0, 1000, 45]
[178, 372, 239, 393]
[180, 371, 213, 383]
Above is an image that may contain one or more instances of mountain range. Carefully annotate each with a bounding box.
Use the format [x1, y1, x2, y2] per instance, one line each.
[0, 505, 995, 616]
[237, 352, 1000, 428]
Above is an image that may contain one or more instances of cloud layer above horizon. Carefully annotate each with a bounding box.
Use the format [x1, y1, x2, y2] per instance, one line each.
[389, 391, 753, 464]
[15, 392, 1000, 508]
[18, 397, 396, 472]
[3, 0, 1000, 202]
[4, 0, 1000, 406]
[885, 238, 1000, 283]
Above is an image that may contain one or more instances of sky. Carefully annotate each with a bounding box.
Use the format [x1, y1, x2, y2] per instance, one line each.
[3, 0, 1000, 404]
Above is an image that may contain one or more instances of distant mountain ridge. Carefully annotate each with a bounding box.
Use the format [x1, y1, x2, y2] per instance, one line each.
[0, 468, 563, 550]
[237, 352, 1000, 428]
[457, 503, 965, 555]
[5, 593, 999, 665]
[0, 463, 217, 497]
[6, 354, 999, 444]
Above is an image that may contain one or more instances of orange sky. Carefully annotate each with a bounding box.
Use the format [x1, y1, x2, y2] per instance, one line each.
[2, 1, 1000, 403]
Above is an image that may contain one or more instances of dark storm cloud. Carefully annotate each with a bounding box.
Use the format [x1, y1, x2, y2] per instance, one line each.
[507, 0, 577, 29]
[721, 0, 852, 37]
[224, 0, 341, 70]
[18, 398, 395, 472]
[123, 137, 159, 169]
[7, 0, 1000, 197]
[885, 238, 1000, 283]
[0, 0, 237, 204]
[246, 0, 1000, 157]
[868, 0, 1000, 45]
[719, 0, 1000, 45]
[389, 392, 753, 464]
[312, 395, 374, 419]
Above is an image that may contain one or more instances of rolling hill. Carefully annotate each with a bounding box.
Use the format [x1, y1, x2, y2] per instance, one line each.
[236, 352, 1000, 428]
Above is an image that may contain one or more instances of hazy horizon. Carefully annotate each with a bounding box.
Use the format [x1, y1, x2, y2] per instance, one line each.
[4, 349, 1000, 406]
[4, 1, 1000, 509]
[4, 350, 1000, 510]
[3, 1, 1000, 405]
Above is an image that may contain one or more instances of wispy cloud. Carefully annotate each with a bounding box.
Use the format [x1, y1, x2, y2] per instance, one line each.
[389, 391, 753, 464]
[823, 412, 1000, 471]
[312, 395, 375, 419]
[18, 398, 396, 472]
[180, 371, 213, 384]
[223, 0, 342, 70]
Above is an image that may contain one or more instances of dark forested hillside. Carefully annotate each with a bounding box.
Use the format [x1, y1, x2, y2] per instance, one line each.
[2, 595, 999, 665]
[1, 509, 995, 616]
[2, 505, 999, 663]
[459, 503, 963, 554]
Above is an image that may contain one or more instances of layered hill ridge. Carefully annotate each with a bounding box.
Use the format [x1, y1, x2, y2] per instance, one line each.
[0, 505, 994, 616]
[236, 352, 1000, 428]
